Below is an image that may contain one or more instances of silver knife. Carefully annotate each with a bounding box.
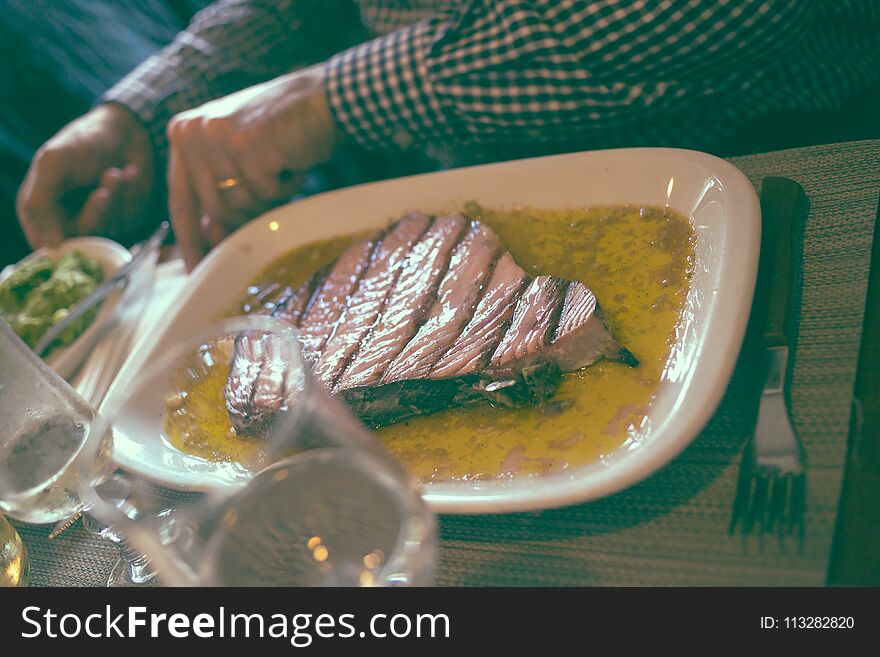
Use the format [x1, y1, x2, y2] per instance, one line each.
[35, 221, 169, 357]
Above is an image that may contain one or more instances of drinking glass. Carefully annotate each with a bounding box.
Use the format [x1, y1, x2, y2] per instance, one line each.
[0, 319, 109, 524]
[0, 514, 29, 587]
[0, 229, 160, 526]
[77, 315, 436, 586]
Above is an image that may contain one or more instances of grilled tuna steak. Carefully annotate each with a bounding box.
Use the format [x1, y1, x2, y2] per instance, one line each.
[225, 331, 291, 436]
[227, 212, 637, 432]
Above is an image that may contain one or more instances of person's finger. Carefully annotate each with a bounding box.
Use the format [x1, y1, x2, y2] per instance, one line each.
[167, 147, 206, 271]
[75, 187, 112, 235]
[100, 167, 123, 189]
[112, 164, 153, 226]
[240, 160, 292, 203]
[175, 136, 240, 228]
[201, 215, 228, 248]
[121, 163, 139, 182]
[209, 220, 227, 247]
[102, 168, 141, 227]
[202, 142, 260, 216]
[73, 167, 125, 235]
[16, 153, 72, 247]
[77, 166, 148, 237]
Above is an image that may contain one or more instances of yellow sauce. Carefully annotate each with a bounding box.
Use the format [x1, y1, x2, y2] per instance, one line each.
[164, 205, 694, 482]
[239, 235, 364, 313]
[163, 236, 361, 462]
[164, 337, 260, 464]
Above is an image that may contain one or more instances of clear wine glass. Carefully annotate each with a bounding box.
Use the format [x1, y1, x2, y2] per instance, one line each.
[0, 319, 108, 524]
[77, 315, 436, 586]
[0, 229, 162, 586]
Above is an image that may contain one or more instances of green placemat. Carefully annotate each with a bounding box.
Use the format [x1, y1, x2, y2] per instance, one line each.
[435, 141, 879, 586]
[14, 141, 880, 587]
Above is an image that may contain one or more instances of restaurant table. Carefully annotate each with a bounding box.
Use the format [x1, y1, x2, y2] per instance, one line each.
[13, 140, 880, 586]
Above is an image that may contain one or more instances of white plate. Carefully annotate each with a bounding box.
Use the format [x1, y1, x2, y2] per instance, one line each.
[109, 148, 760, 513]
[1, 237, 131, 380]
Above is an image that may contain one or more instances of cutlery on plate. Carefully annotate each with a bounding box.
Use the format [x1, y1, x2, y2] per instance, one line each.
[46, 221, 169, 539]
[729, 177, 809, 544]
[34, 221, 170, 358]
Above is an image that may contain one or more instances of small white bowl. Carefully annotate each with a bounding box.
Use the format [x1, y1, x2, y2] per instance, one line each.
[1, 237, 131, 380]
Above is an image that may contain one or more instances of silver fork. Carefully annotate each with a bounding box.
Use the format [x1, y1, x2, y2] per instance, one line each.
[729, 177, 809, 545]
[729, 346, 806, 543]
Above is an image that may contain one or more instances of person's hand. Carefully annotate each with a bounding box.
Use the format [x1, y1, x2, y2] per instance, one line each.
[166, 65, 338, 270]
[16, 103, 155, 248]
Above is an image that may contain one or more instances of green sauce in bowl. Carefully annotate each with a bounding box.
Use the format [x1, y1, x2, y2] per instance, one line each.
[0, 250, 104, 352]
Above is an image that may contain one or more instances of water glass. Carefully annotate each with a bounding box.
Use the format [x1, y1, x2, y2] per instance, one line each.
[0, 319, 107, 523]
[78, 315, 436, 586]
[0, 514, 29, 587]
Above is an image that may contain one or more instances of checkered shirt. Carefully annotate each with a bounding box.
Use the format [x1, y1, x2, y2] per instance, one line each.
[104, 0, 880, 168]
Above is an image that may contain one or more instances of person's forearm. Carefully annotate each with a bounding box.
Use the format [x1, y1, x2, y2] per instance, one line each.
[103, 0, 366, 171]
[325, 0, 816, 161]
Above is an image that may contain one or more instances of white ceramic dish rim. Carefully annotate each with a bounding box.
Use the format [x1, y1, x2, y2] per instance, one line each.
[108, 147, 760, 514]
[1, 237, 131, 379]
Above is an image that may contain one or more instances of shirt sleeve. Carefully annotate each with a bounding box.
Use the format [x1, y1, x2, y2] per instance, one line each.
[103, 0, 366, 163]
[324, 0, 814, 159]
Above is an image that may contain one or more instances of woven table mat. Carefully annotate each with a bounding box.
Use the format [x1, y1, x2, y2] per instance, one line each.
[14, 141, 880, 586]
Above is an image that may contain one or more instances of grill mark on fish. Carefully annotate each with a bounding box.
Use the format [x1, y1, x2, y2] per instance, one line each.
[547, 280, 639, 369]
[337, 213, 468, 389]
[420, 243, 504, 375]
[429, 252, 529, 379]
[297, 232, 382, 363]
[225, 332, 289, 436]
[382, 221, 502, 383]
[299, 266, 331, 325]
[225, 272, 327, 435]
[241, 266, 328, 329]
[313, 212, 432, 390]
[489, 276, 567, 371]
[282, 267, 329, 328]
[241, 281, 283, 314]
[225, 212, 638, 432]
[248, 285, 292, 317]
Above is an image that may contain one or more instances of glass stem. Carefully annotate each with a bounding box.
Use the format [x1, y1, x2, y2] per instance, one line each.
[121, 540, 157, 584]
